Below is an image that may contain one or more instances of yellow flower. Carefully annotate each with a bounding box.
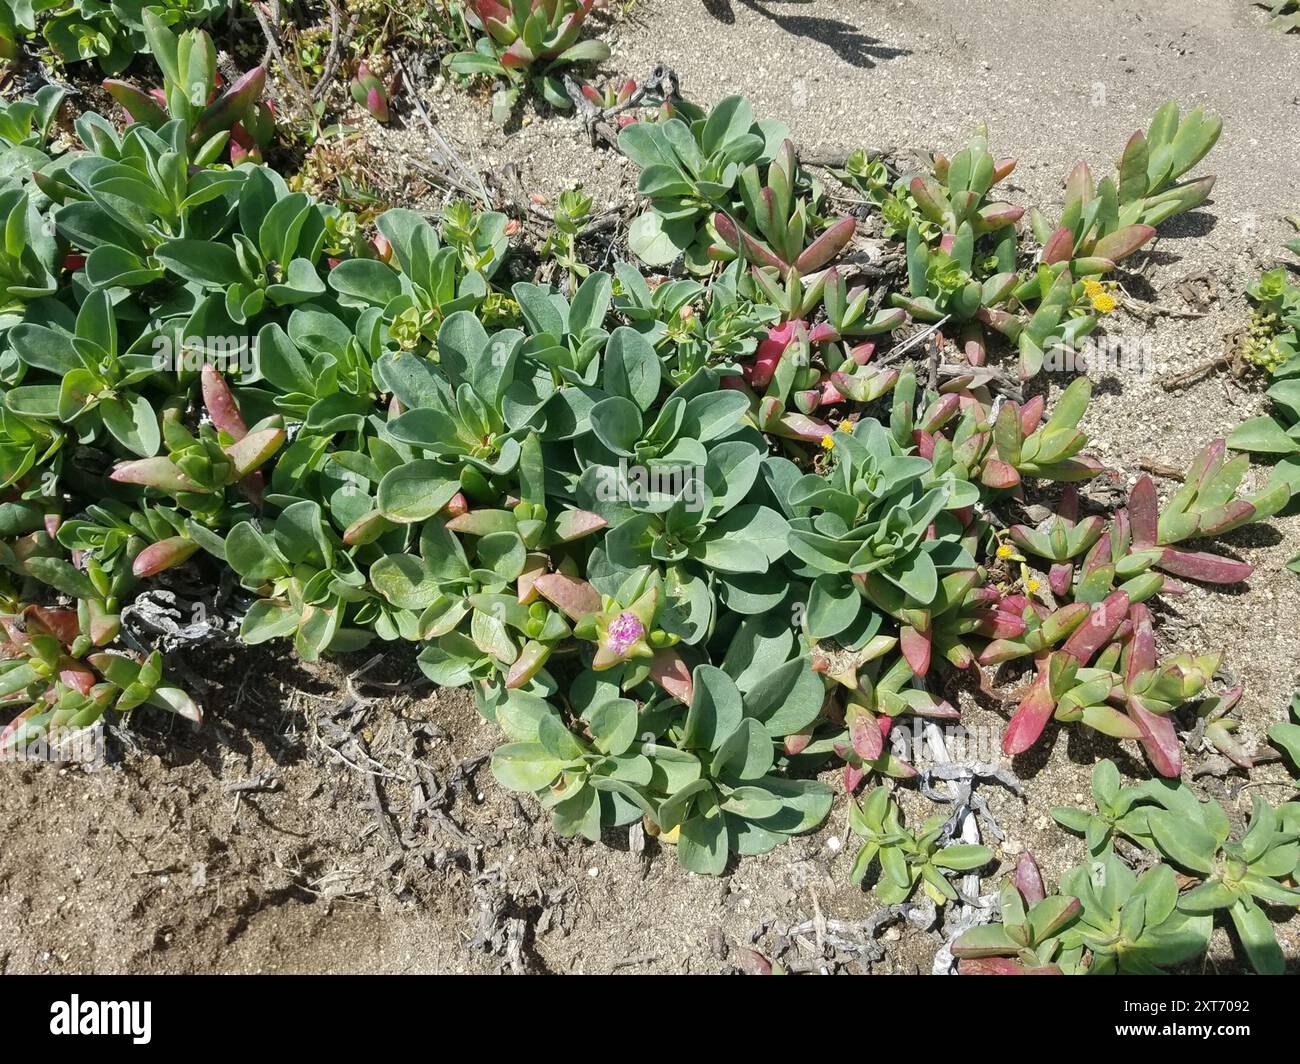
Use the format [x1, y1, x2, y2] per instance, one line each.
[1090, 291, 1117, 315]
[996, 543, 1015, 559]
[820, 435, 835, 450]
[1082, 278, 1104, 298]
[1026, 577, 1041, 594]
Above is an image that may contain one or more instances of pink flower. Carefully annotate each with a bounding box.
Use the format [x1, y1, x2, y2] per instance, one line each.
[605, 611, 645, 656]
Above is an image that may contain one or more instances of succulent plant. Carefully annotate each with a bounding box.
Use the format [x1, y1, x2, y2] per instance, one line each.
[447, 0, 611, 124]
[621, 94, 788, 271]
[1268, 693, 1300, 779]
[1053, 760, 1300, 974]
[1, 80, 1287, 916]
[952, 853, 1082, 974]
[101, 13, 270, 164]
[848, 785, 994, 904]
[1258, 0, 1300, 31]
[33, 0, 230, 75]
[351, 62, 390, 123]
[0, 600, 198, 757]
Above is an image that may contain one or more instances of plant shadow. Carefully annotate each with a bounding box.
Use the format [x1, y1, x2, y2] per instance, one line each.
[704, 0, 912, 69]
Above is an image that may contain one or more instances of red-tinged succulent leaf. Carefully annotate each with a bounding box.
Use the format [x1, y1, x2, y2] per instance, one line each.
[993, 158, 1017, 182]
[976, 306, 1020, 338]
[649, 648, 692, 705]
[748, 320, 800, 388]
[23, 606, 79, 645]
[365, 86, 389, 122]
[550, 508, 607, 542]
[1032, 456, 1102, 481]
[1126, 603, 1156, 682]
[1069, 255, 1115, 275]
[505, 640, 551, 689]
[1014, 853, 1046, 904]
[842, 761, 865, 793]
[1003, 672, 1055, 755]
[817, 375, 845, 404]
[973, 608, 1027, 640]
[977, 202, 1024, 230]
[1128, 474, 1159, 548]
[1048, 562, 1073, 598]
[1064, 159, 1094, 210]
[784, 728, 813, 756]
[533, 572, 600, 619]
[900, 623, 931, 676]
[1195, 498, 1255, 537]
[1041, 226, 1075, 265]
[343, 510, 394, 547]
[1213, 685, 1244, 716]
[912, 698, 960, 720]
[1090, 223, 1156, 262]
[444, 492, 469, 518]
[517, 555, 548, 605]
[1032, 596, 1082, 643]
[1157, 548, 1251, 585]
[793, 389, 819, 415]
[59, 664, 96, 697]
[778, 411, 834, 442]
[794, 215, 856, 275]
[1019, 395, 1045, 435]
[473, 0, 512, 24]
[1061, 590, 1129, 664]
[980, 459, 1021, 489]
[193, 66, 266, 143]
[808, 321, 839, 345]
[1206, 722, 1253, 770]
[848, 341, 876, 366]
[0, 705, 42, 751]
[978, 639, 1031, 666]
[446, 509, 517, 536]
[1128, 697, 1182, 778]
[500, 38, 536, 69]
[849, 710, 883, 761]
[132, 536, 200, 578]
[201, 364, 247, 441]
[102, 79, 168, 127]
[226, 426, 285, 478]
[110, 457, 196, 494]
[1080, 704, 1142, 739]
[1187, 438, 1226, 490]
[909, 175, 947, 223]
[714, 214, 789, 273]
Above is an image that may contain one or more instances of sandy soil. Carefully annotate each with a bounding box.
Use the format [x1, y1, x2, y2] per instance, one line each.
[2, 0, 1299, 975]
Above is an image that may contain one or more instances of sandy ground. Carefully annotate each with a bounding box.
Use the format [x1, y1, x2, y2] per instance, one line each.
[2, 0, 1299, 974]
